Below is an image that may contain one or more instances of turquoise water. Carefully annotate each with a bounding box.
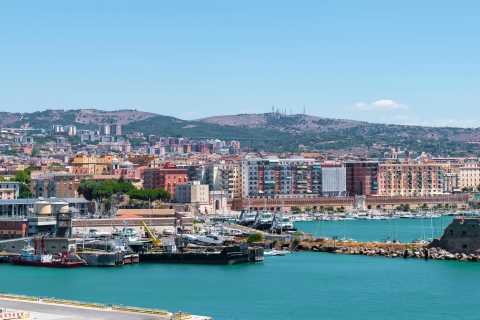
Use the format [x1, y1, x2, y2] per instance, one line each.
[1, 252, 480, 320]
[295, 216, 454, 242]
[1, 217, 477, 320]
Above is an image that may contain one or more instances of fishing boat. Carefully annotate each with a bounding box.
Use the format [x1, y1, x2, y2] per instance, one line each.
[11, 247, 85, 268]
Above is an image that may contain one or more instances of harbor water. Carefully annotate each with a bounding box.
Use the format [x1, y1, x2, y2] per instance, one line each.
[295, 216, 455, 242]
[1, 217, 478, 320]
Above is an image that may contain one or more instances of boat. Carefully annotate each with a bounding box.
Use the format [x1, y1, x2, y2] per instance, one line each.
[239, 211, 258, 226]
[264, 249, 290, 256]
[253, 211, 274, 230]
[77, 250, 118, 267]
[271, 214, 296, 233]
[180, 233, 225, 246]
[140, 244, 264, 265]
[11, 247, 85, 268]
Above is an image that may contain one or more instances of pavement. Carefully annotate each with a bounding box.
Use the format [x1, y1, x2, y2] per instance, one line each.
[0, 297, 172, 320]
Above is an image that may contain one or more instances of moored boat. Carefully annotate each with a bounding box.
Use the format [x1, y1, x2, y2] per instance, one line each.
[11, 247, 85, 268]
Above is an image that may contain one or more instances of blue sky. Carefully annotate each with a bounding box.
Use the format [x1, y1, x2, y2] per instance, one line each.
[1, 1, 479, 126]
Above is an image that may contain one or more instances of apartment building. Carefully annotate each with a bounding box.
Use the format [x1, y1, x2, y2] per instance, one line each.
[321, 165, 347, 196]
[143, 163, 188, 198]
[458, 160, 480, 190]
[345, 161, 379, 196]
[175, 181, 209, 204]
[31, 173, 80, 198]
[241, 157, 320, 197]
[0, 182, 20, 200]
[377, 161, 446, 196]
[70, 154, 118, 175]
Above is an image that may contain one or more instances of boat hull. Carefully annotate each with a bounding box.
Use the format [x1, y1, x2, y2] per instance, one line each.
[11, 259, 84, 268]
[140, 246, 263, 265]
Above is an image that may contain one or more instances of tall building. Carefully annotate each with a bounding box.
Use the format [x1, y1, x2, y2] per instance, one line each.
[345, 161, 379, 196]
[459, 160, 480, 190]
[111, 124, 122, 136]
[377, 161, 446, 196]
[101, 124, 111, 136]
[321, 165, 346, 196]
[241, 157, 321, 197]
[175, 181, 209, 204]
[65, 125, 77, 136]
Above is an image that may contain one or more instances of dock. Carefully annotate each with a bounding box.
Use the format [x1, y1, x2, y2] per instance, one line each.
[0, 294, 212, 320]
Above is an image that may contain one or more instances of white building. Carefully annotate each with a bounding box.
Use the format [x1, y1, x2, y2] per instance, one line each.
[321, 166, 346, 196]
[0, 182, 20, 200]
[459, 160, 480, 190]
[175, 181, 209, 204]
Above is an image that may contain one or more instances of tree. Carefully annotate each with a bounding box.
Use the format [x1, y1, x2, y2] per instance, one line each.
[247, 233, 264, 243]
[19, 183, 33, 198]
[13, 168, 33, 198]
[14, 168, 32, 184]
[127, 188, 170, 202]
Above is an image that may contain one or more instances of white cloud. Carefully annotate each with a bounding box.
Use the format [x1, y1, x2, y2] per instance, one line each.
[354, 99, 408, 111]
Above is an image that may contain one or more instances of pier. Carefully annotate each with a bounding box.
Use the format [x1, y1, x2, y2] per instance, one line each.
[0, 294, 211, 320]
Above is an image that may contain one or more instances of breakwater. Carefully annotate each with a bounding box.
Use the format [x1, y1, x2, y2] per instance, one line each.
[295, 238, 480, 262]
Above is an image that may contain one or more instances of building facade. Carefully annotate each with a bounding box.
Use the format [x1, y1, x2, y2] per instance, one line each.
[459, 160, 480, 190]
[0, 182, 20, 200]
[175, 181, 209, 204]
[31, 173, 80, 198]
[346, 161, 379, 196]
[242, 157, 321, 197]
[143, 164, 188, 198]
[377, 162, 446, 196]
[321, 165, 347, 196]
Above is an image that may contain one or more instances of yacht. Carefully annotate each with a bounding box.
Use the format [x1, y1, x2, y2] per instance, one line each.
[181, 234, 225, 246]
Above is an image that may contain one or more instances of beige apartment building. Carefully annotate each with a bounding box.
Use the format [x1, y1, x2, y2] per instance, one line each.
[70, 154, 118, 175]
[458, 160, 480, 190]
[377, 162, 446, 197]
[225, 163, 242, 199]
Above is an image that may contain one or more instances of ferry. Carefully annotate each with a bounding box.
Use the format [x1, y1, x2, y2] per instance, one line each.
[239, 211, 258, 226]
[253, 211, 274, 230]
[271, 214, 296, 233]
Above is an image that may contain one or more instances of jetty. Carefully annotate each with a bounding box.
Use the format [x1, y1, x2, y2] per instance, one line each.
[0, 294, 211, 320]
[294, 217, 480, 262]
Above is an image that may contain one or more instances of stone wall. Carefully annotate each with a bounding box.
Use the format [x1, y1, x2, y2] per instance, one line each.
[432, 218, 480, 253]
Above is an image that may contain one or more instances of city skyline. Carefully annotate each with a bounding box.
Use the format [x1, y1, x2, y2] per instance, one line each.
[1, 1, 480, 127]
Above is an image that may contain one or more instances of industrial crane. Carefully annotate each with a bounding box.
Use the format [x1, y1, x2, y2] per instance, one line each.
[141, 221, 162, 247]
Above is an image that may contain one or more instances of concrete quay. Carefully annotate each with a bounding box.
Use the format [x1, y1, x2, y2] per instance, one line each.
[0, 294, 212, 320]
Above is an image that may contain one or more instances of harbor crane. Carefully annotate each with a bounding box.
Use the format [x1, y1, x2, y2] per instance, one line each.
[141, 221, 162, 247]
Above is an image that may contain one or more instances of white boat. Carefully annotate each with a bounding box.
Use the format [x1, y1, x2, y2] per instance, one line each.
[253, 211, 274, 230]
[264, 249, 290, 256]
[239, 211, 258, 226]
[271, 214, 295, 233]
[181, 234, 225, 246]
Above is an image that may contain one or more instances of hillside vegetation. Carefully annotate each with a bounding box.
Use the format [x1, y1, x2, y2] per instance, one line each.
[2, 109, 480, 155]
